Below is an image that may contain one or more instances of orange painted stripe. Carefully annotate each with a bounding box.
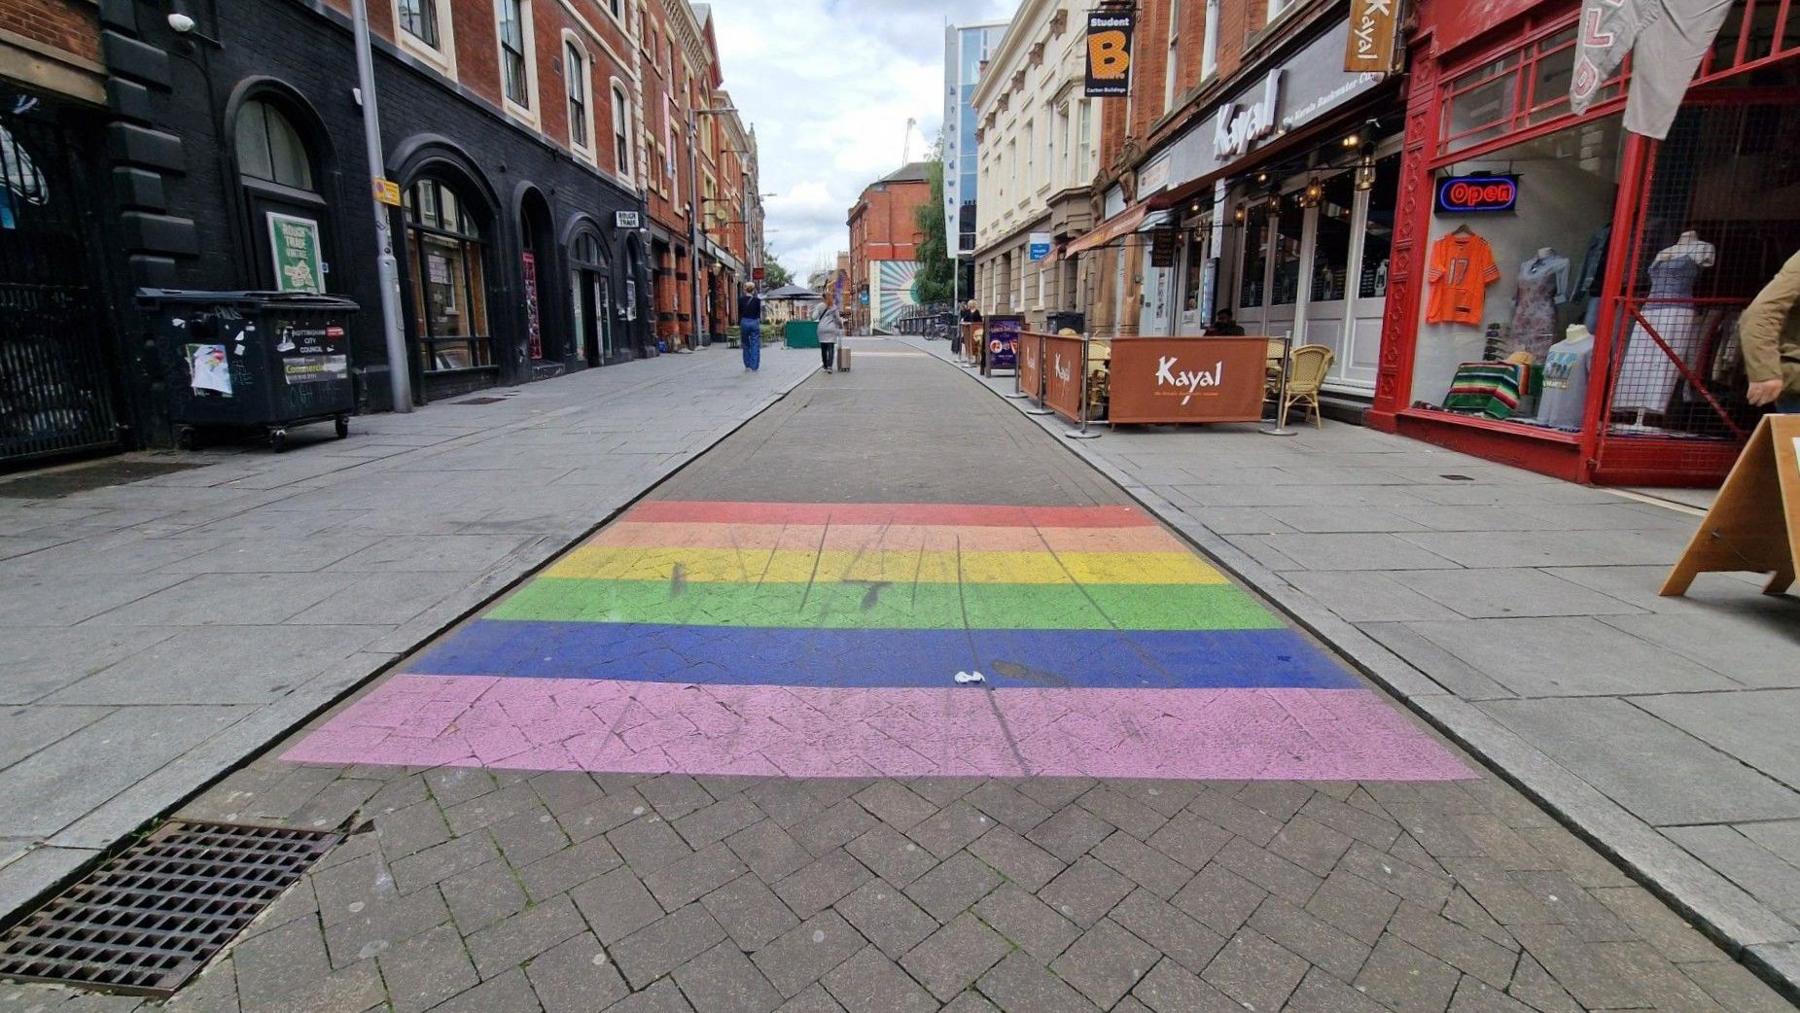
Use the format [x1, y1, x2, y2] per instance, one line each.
[624, 501, 1154, 528]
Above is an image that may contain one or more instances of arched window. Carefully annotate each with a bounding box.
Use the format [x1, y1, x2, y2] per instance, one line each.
[234, 96, 328, 293]
[235, 99, 314, 191]
[610, 81, 633, 181]
[404, 177, 492, 374]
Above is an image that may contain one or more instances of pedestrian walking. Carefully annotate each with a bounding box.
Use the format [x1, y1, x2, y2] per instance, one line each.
[739, 283, 763, 372]
[955, 300, 982, 355]
[1739, 250, 1800, 413]
[817, 290, 845, 374]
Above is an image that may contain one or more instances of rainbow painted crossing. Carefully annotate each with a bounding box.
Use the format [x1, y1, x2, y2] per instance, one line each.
[286, 501, 1470, 780]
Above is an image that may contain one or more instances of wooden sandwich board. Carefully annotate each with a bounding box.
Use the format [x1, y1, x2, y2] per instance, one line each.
[1661, 414, 1800, 597]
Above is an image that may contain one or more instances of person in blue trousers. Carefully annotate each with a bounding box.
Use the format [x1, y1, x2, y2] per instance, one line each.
[739, 283, 763, 371]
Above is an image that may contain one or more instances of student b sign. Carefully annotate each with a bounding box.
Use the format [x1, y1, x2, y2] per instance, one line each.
[1086, 11, 1134, 97]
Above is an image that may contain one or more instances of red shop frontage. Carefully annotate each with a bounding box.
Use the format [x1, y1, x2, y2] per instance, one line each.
[1368, 0, 1800, 485]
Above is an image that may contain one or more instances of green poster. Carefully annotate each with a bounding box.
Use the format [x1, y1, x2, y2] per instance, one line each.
[267, 212, 323, 293]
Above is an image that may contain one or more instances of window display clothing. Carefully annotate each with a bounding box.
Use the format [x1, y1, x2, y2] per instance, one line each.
[1426, 231, 1502, 325]
[1615, 233, 1716, 413]
[1537, 325, 1595, 429]
[1575, 225, 1612, 331]
[1509, 250, 1571, 361]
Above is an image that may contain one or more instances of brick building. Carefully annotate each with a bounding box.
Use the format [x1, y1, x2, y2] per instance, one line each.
[846, 162, 931, 333]
[1064, 0, 1406, 396]
[0, 0, 758, 463]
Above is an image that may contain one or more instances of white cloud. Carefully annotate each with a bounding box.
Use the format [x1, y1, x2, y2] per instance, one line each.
[710, 0, 1017, 276]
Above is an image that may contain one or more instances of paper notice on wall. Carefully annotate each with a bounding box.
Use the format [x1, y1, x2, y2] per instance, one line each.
[188, 343, 232, 396]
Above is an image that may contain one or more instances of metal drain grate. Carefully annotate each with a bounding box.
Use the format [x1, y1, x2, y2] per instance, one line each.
[453, 396, 509, 405]
[0, 821, 341, 996]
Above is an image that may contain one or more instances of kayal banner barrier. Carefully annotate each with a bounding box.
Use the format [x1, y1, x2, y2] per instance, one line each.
[1017, 331, 1045, 403]
[984, 314, 1023, 376]
[1107, 336, 1270, 425]
[1085, 10, 1134, 98]
[1042, 331, 1088, 422]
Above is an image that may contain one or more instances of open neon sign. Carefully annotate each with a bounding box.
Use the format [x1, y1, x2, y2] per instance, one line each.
[1436, 174, 1519, 214]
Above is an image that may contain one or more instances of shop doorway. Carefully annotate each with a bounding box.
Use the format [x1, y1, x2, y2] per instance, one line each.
[518, 187, 554, 366]
[403, 174, 496, 396]
[570, 229, 614, 367]
[1235, 151, 1399, 390]
[0, 92, 122, 465]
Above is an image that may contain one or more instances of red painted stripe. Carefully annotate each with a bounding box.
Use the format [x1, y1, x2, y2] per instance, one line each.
[626, 501, 1155, 528]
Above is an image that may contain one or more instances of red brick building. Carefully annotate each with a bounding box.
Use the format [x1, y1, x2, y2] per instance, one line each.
[847, 163, 932, 333]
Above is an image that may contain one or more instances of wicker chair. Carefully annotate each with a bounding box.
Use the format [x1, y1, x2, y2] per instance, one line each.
[1281, 345, 1335, 429]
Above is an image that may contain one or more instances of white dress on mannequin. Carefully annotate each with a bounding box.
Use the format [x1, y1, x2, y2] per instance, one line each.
[1614, 232, 1714, 414]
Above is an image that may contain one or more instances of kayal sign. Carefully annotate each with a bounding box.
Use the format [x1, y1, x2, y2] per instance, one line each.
[1085, 11, 1134, 98]
[1436, 174, 1519, 214]
[1344, 0, 1401, 72]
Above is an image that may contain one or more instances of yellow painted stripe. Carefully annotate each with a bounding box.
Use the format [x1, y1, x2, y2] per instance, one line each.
[543, 546, 1228, 585]
[585, 521, 1193, 554]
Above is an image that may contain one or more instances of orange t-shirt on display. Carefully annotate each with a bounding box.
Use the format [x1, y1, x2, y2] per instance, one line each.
[1425, 232, 1502, 325]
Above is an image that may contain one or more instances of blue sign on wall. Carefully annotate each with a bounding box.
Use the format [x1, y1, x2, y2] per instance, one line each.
[1027, 231, 1052, 262]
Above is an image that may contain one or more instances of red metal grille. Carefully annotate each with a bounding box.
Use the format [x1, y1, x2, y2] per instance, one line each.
[1595, 98, 1800, 483]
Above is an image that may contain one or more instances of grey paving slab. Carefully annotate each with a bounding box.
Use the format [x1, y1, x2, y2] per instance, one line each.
[1664, 826, 1800, 925]
[1478, 697, 1800, 825]
[1391, 618, 1738, 698]
[1393, 568, 1647, 619]
[1632, 690, 1800, 788]
[1601, 610, 1800, 688]
[1280, 570, 1467, 622]
[1234, 532, 1464, 571]
[41, 625, 388, 705]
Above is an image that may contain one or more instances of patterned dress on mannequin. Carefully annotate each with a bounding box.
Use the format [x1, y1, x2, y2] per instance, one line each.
[1509, 252, 1570, 362]
[1614, 235, 1714, 414]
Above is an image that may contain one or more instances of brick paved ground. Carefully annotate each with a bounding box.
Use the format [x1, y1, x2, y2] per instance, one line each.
[1, 341, 1787, 1011]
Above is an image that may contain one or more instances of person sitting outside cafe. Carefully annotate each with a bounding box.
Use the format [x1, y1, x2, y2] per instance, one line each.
[1206, 310, 1245, 336]
[956, 300, 982, 355]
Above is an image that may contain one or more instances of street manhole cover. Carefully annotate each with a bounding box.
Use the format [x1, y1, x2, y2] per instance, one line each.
[0, 821, 341, 996]
[0, 460, 206, 499]
[453, 396, 510, 405]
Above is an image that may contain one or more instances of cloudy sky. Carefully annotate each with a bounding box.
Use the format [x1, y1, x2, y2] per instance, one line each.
[709, 0, 1018, 278]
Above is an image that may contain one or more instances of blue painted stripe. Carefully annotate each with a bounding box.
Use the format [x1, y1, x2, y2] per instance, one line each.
[405, 621, 1359, 690]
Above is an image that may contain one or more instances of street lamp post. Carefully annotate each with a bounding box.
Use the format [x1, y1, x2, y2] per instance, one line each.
[350, 0, 412, 410]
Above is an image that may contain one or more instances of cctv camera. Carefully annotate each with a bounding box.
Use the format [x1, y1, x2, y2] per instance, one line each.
[168, 12, 196, 33]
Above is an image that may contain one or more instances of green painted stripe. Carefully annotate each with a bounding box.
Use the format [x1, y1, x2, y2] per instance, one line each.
[489, 579, 1282, 631]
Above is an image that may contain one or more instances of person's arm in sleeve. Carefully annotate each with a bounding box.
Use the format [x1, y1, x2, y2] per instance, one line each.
[1741, 252, 1800, 406]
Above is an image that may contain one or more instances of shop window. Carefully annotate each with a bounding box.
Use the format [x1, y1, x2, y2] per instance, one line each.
[1309, 174, 1355, 303]
[235, 100, 313, 191]
[1359, 154, 1401, 300]
[1271, 196, 1304, 306]
[1182, 232, 1206, 313]
[1444, 56, 1519, 149]
[1441, 27, 1624, 156]
[1239, 203, 1268, 309]
[404, 178, 492, 373]
[1410, 113, 1626, 418]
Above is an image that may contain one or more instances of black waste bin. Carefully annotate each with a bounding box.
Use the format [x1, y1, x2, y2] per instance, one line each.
[1047, 311, 1086, 334]
[139, 289, 358, 452]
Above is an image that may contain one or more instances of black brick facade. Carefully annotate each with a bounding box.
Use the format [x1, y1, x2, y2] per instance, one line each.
[99, 0, 651, 441]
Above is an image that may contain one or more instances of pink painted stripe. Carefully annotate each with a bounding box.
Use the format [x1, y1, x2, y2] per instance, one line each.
[626, 501, 1156, 528]
[283, 675, 1472, 781]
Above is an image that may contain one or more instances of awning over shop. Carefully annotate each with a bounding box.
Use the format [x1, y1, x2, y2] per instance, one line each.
[1060, 204, 1148, 258]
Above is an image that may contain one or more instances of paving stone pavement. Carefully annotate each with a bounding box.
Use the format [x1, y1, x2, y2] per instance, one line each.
[0, 340, 1789, 1012]
[901, 335, 1800, 1002]
[0, 346, 817, 928]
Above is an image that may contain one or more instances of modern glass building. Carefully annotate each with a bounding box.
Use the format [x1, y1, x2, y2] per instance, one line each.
[942, 21, 1009, 281]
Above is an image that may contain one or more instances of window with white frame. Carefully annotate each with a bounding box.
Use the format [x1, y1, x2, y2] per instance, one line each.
[564, 40, 590, 151]
[398, 0, 439, 47]
[608, 0, 623, 21]
[1024, 119, 1035, 191]
[497, 0, 531, 108]
[1165, 0, 1182, 110]
[392, 0, 455, 74]
[1201, 0, 1221, 80]
[1267, 0, 1295, 22]
[1076, 100, 1091, 171]
[611, 81, 633, 180]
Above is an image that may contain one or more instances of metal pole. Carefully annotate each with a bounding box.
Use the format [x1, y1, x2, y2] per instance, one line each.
[1064, 332, 1101, 440]
[686, 117, 701, 353]
[351, 0, 412, 411]
[1260, 328, 1298, 437]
